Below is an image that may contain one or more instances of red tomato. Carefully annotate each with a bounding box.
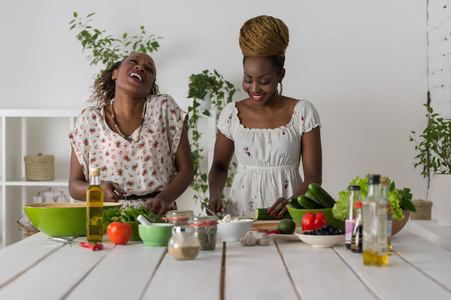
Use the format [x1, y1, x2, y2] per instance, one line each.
[301, 212, 315, 231]
[314, 211, 328, 230]
[107, 222, 133, 245]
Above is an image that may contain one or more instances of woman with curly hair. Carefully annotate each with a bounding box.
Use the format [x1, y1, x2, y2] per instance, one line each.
[69, 53, 194, 215]
[208, 16, 322, 217]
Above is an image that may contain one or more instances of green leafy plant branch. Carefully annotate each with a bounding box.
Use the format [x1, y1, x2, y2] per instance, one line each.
[410, 104, 451, 178]
[69, 12, 162, 77]
[187, 70, 237, 207]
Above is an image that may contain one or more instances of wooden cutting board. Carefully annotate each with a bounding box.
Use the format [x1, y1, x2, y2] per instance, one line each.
[251, 220, 281, 231]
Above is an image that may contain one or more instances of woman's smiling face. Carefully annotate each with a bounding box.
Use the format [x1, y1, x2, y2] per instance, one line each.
[112, 53, 156, 98]
[242, 56, 284, 105]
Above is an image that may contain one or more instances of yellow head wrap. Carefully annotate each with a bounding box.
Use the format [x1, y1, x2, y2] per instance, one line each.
[239, 15, 289, 67]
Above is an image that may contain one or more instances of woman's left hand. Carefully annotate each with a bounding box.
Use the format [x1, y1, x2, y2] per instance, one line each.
[148, 197, 172, 215]
[268, 197, 289, 218]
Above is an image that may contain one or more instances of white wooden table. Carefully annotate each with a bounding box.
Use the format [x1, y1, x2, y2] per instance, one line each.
[0, 227, 450, 300]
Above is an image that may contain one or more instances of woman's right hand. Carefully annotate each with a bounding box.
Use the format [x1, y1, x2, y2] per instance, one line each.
[100, 181, 125, 202]
[207, 197, 223, 216]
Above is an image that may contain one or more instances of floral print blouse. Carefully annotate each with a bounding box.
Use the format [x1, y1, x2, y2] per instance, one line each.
[69, 94, 187, 208]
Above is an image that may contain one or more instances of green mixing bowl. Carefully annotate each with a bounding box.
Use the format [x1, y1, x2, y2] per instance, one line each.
[24, 202, 121, 237]
[286, 206, 345, 230]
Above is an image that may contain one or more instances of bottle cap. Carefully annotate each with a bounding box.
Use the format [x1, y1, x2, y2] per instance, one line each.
[380, 176, 388, 185]
[89, 168, 100, 176]
[349, 185, 360, 191]
[355, 202, 362, 209]
[367, 174, 380, 184]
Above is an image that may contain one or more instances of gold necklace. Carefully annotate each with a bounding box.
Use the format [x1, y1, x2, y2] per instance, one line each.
[111, 100, 147, 143]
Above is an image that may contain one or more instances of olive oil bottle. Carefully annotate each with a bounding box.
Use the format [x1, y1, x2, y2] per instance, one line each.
[86, 167, 103, 242]
[362, 174, 388, 266]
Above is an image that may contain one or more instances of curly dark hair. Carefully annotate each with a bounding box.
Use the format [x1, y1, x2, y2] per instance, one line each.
[89, 61, 160, 106]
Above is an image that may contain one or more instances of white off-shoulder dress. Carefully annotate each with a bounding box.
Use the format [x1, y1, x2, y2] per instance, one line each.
[217, 100, 321, 216]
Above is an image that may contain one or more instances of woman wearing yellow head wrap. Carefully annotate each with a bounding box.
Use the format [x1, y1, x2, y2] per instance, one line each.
[208, 15, 322, 218]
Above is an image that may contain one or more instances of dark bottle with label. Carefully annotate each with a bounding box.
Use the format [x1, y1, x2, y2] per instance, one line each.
[345, 185, 361, 249]
[350, 201, 363, 253]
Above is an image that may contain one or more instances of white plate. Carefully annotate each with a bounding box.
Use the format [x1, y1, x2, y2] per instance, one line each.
[295, 231, 345, 248]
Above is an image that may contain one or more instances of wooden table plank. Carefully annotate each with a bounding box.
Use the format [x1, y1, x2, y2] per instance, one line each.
[65, 242, 166, 300]
[392, 230, 451, 292]
[334, 229, 451, 299]
[406, 220, 451, 252]
[279, 239, 378, 300]
[0, 236, 111, 299]
[224, 240, 299, 300]
[0, 233, 62, 289]
[143, 242, 223, 300]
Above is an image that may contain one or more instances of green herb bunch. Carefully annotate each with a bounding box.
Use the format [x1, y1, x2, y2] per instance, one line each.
[103, 206, 164, 232]
[410, 104, 451, 178]
[69, 12, 162, 77]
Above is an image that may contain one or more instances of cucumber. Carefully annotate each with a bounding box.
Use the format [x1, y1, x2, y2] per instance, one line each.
[255, 208, 292, 220]
[308, 183, 336, 208]
[288, 197, 304, 209]
[297, 194, 323, 209]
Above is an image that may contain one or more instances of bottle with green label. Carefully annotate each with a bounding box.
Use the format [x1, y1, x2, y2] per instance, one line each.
[86, 167, 104, 242]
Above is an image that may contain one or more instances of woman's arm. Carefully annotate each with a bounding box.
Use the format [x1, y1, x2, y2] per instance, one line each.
[269, 126, 322, 216]
[207, 131, 235, 214]
[148, 125, 195, 215]
[68, 147, 123, 202]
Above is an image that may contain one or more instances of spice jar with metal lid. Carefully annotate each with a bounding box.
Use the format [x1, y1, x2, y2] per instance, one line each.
[163, 210, 194, 226]
[189, 216, 217, 250]
[168, 226, 200, 260]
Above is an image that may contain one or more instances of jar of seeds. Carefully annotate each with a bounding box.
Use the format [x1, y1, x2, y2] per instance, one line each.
[189, 216, 217, 250]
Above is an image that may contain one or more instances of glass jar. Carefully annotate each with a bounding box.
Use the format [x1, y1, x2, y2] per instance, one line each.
[168, 226, 200, 260]
[189, 216, 217, 250]
[164, 210, 194, 226]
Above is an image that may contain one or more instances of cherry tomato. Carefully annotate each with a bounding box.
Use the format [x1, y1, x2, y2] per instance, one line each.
[314, 211, 328, 230]
[301, 212, 315, 231]
[107, 222, 133, 245]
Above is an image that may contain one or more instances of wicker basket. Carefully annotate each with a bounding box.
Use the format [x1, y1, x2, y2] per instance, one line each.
[24, 153, 55, 181]
[410, 200, 433, 220]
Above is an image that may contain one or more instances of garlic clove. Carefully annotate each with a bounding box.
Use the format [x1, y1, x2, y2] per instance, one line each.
[240, 231, 257, 246]
[256, 234, 270, 246]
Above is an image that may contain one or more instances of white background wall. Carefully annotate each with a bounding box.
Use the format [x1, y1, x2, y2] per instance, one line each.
[0, 0, 429, 213]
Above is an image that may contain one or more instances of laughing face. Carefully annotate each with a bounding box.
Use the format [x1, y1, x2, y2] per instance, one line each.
[242, 56, 284, 105]
[112, 53, 156, 98]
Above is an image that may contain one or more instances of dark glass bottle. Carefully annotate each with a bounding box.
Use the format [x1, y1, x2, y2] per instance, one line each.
[350, 201, 363, 253]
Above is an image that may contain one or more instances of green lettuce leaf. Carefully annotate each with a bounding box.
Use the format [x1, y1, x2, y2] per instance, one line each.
[332, 174, 405, 221]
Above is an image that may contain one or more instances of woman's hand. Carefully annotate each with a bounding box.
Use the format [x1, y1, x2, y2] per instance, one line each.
[268, 197, 289, 218]
[207, 197, 223, 216]
[100, 181, 124, 202]
[148, 197, 172, 215]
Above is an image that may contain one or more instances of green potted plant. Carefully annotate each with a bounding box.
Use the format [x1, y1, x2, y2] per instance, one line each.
[410, 103, 451, 226]
[69, 12, 162, 77]
[186, 70, 237, 207]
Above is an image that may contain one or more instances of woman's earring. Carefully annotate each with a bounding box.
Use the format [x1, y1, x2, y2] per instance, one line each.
[278, 82, 283, 96]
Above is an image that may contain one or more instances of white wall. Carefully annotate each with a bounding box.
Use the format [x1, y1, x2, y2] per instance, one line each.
[0, 0, 429, 211]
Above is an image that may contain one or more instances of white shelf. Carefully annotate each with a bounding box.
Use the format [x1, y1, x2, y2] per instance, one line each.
[5, 180, 69, 187]
[0, 109, 79, 247]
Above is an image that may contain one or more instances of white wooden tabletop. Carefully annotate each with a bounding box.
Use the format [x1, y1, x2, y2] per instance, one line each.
[0, 227, 450, 300]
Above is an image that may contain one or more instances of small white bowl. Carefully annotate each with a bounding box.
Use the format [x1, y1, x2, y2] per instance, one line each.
[295, 232, 345, 248]
[217, 219, 254, 242]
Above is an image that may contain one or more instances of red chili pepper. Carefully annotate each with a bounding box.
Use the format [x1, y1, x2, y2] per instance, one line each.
[266, 229, 281, 234]
[79, 242, 103, 251]
[313, 211, 328, 230]
[301, 212, 315, 231]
